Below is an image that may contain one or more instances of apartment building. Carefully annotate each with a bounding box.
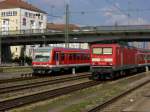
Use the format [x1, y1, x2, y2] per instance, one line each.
[0, 0, 47, 58]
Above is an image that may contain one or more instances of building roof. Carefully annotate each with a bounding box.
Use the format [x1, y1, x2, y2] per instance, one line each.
[47, 23, 80, 31]
[0, 0, 47, 14]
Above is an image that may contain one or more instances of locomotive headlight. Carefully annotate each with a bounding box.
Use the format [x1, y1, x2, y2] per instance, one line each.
[104, 58, 113, 62]
[92, 58, 100, 61]
[92, 58, 113, 62]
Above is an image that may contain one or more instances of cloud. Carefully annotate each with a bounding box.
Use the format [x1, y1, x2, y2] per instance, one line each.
[38, 0, 65, 8]
[102, 3, 148, 25]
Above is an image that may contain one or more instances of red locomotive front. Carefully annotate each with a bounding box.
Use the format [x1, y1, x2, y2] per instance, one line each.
[90, 44, 116, 79]
[90, 43, 148, 80]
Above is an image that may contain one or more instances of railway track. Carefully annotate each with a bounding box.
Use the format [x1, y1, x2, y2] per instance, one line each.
[0, 73, 35, 84]
[0, 73, 91, 94]
[0, 72, 90, 85]
[0, 81, 101, 111]
[87, 78, 150, 112]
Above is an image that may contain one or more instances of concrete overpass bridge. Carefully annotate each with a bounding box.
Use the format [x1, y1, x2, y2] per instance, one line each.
[1, 25, 150, 45]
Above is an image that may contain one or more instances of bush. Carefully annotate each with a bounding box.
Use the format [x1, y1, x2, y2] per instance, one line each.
[12, 56, 32, 65]
[25, 56, 32, 65]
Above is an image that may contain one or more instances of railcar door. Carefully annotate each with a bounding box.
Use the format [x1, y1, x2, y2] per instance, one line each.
[60, 53, 65, 65]
[120, 48, 124, 67]
[55, 52, 60, 66]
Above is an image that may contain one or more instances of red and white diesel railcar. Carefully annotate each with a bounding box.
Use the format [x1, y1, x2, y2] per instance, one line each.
[32, 47, 90, 75]
[90, 43, 150, 80]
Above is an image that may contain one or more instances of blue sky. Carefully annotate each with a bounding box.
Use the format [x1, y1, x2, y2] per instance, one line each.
[27, 0, 150, 26]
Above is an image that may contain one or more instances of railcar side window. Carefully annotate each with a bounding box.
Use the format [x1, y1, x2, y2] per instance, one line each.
[73, 53, 76, 60]
[88, 54, 90, 60]
[55, 52, 59, 61]
[82, 54, 85, 60]
[84, 54, 87, 60]
[61, 53, 65, 61]
[92, 48, 102, 54]
[69, 54, 73, 60]
[77, 54, 80, 60]
[103, 48, 112, 54]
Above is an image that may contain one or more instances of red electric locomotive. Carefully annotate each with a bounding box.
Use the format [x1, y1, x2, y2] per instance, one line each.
[32, 47, 90, 75]
[90, 43, 150, 80]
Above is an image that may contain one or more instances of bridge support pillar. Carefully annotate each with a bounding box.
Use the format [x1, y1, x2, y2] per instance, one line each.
[2, 44, 12, 63]
[72, 68, 76, 74]
[20, 45, 26, 66]
[146, 66, 149, 72]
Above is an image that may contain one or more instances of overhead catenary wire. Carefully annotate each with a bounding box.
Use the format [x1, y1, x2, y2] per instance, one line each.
[48, 8, 150, 16]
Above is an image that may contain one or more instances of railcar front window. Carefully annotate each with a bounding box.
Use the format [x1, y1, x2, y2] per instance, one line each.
[103, 48, 112, 54]
[92, 48, 102, 54]
[34, 53, 50, 62]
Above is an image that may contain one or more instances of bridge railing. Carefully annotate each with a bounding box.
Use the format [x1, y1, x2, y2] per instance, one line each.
[0, 29, 47, 36]
[1, 25, 150, 36]
[79, 25, 150, 32]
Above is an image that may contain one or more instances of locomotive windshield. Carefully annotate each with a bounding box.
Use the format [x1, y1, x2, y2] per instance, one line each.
[92, 48, 102, 54]
[92, 47, 112, 54]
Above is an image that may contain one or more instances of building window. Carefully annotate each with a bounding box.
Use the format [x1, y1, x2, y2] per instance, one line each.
[1, 11, 17, 17]
[22, 18, 26, 26]
[3, 21, 5, 24]
[29, 13, 31, 18]
[13, 11, 17, 16]
[30, 20, 33, 26]
[25, 12, 28, 17]
[39, 22, 42, 27]
[41, 15, 43, 20]
[33, 14, 36, 18]
[30, 20, 35, 28]
[29, 13, 34, 18]
[1, 12, 5, 17]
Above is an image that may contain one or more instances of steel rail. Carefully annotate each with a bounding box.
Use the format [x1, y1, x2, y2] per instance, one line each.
[0, 73, 91, 94]
[0, 81, 101, 111]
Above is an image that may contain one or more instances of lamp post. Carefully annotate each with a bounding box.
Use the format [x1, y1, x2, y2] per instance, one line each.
[65, 2, 69, 48]
[51, 5, 55, 23]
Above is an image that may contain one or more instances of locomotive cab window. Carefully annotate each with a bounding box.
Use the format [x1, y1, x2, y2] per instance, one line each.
[103, 48, 112, 54]
[92, 48, 102, 54]
[92, 47, 112, 54]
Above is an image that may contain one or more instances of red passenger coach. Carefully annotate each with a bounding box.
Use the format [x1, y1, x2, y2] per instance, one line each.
[32, 47, 90, 75]
[90, 44, 150, 80]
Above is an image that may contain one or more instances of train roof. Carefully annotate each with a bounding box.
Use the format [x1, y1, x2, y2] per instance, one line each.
[91, 43, 150, 53]
[91, 43, 125, 48]
[34, 47, 89, 52]
[91, 43, 138, 49]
